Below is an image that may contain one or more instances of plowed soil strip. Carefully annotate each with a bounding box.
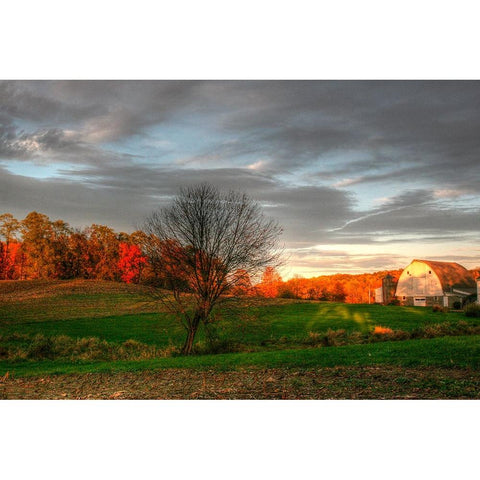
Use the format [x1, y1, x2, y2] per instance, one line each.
[1, 366, 479, 399]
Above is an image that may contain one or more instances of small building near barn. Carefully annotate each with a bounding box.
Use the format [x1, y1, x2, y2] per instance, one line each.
[374, 274, 398, 304]
[395, 259, 476, 308]
[374, 286, 383, 304]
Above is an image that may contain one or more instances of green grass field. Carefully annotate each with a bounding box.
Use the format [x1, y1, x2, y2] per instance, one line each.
[2, 335, 480, 378]
[1, 279, 480, 398]
[0, 279, 473, 345]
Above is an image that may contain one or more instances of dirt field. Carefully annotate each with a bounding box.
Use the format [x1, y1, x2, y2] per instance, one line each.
[2, 365, 480, 399]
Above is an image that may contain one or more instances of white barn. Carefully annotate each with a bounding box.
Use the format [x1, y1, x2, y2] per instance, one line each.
[395, 259, 476, 308]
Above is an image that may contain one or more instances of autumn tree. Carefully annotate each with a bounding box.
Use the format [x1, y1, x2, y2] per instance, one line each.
[65, 230, 90, 278]
[256, 266, 283, 298]
[118, 242, 147, 283]
[84, 224, 120, 280]
[20, 211, 56, 279]
[0, 213, 20, 247]
[0, 213, 21, 279]
[229, 269, 254, 296]
[50, 219, 73, 278]
[141, 184, 282, 355]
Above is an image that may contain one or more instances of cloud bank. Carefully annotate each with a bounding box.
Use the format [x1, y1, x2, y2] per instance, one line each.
[1, 81, 479, 275]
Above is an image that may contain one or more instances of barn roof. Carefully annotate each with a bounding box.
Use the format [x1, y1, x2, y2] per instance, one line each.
[413, 259, 476, 291]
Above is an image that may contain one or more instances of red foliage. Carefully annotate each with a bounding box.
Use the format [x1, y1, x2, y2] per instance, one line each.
[0, 241, 23, 280]
[117, 243, 147, 284]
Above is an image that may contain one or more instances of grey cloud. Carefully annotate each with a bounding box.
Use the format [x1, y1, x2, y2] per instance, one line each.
[0, 161, 355, 249]
[1, 81, 206, 143]
[0, 166, 157, 232]
[334, 189, 480, 239]
[169, 81, 480, 186]
[0, 81, 104, 123]
[317, 154, 480, 195]
[0, 122, 137, 168]
[257, 185, 354, 245]
[0, 122, 18, 158]
[344, 207, 480, 235]
[3, 81, 480, 189]
[54, 164, 356, 244]
[59, 164, 278, 195]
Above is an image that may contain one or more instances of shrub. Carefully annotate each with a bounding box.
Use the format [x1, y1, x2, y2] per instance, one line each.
[305, 331, 322, 346]
[453, 301, 462, 310]
[193, 339, 243, 355]
[348, 331, 365, 344]
[73, 337, 111, 360]
[372, 326, 394, 335]
[305, 330, 369, 347]
[420, 324, 451, 338]
[432, 305, 446, 313]
[369, 326, 400, 343]
[10, 334, 167, 361]
[4, 332, 30, 342]
[455, 320, 472, 334]
[53, 335, 75, 356]
[122, 339, 144, 350]
[322, 329, 348, 347]
[390, 330, 410, 341]
[465, 303, 480, 318]
[27, 334, 55, 359]
[161, 345, 180, 357]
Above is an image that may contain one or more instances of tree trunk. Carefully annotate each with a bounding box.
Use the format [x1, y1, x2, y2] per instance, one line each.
[181, 313, 202, 355]
[181, 327, 197, 355]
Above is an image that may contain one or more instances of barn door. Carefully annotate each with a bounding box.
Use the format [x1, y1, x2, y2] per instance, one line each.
[414, 297, 427, 307]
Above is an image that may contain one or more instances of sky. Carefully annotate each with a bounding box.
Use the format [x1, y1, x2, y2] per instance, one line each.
[1, 80, 479, 278]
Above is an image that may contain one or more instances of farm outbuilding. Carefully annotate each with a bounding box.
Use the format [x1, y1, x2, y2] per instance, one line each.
[374, 274, 398, 305]
[395, 259, 476, 308]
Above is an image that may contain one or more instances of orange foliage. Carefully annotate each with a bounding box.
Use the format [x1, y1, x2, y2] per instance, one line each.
[229, 269, 254, 296]
[160, 239, 189, 285]
[373, 326, 394, 334]
[274, 270, 402, 303]
[256, 267, 283, 298]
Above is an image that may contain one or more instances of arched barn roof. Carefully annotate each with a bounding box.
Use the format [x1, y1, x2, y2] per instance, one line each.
[413, 259, 476, 291]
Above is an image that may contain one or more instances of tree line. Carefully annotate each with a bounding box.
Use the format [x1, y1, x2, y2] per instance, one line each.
[255, 266, 403, 303]
[0, 212, 147, 283]
[0, 210, 406, 303]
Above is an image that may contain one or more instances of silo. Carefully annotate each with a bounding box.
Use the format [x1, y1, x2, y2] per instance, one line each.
[382, 274, 396, 305]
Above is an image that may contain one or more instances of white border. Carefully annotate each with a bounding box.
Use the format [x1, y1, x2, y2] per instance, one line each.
[2, 1, 480, 79]
[1, 2, 479, 478]
[1, 400, 479, 479]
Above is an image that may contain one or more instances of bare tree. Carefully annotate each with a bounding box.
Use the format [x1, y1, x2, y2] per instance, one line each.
[141, 184, 283, 354]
